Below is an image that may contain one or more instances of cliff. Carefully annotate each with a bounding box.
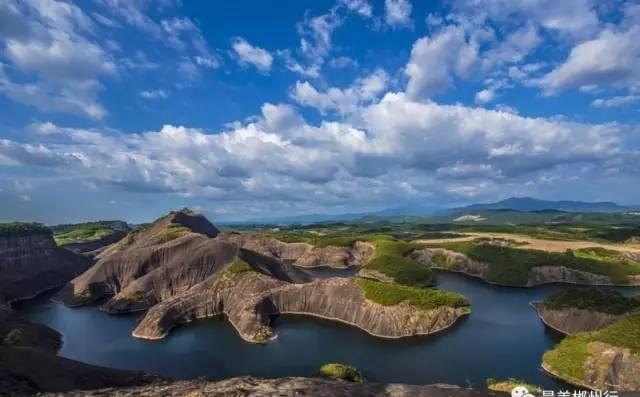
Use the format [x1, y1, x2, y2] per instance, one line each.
[36, 376, 496, 397]
[0, 229, 91, 304]
[530, 302, 620, 334]
[221, 232, 374, 268]
[410, 247, 640, 287]
[59, 211, 228, 309]
[132, 270, 468, 342]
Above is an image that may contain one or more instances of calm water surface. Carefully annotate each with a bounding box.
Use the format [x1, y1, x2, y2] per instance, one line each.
[16, 271, 640, 388]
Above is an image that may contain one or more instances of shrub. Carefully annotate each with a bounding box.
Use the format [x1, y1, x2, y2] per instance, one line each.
[544, 288, 640, 315]
[319, 363, 364, 383]
[3, 329, 26, 346]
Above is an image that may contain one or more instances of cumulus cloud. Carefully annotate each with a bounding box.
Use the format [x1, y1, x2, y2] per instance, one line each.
[0, 0, 115, 119]
[292, 69, 389, 114]
[539, 25, 640, 94]
[405, 25, 478, 99]
[1, 93, 631, 212]
[231, 38, 273, 73]
[384, 0, 412, 27]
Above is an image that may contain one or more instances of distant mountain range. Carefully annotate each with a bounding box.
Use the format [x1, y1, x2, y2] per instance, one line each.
[455, 197, 634, 213]
[226, 197, 637, 225]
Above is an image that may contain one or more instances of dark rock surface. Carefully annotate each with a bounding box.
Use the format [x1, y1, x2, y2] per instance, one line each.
[0, 232, 91, 304]
[37, 376, 496, 397]
[531, 302, 620, 335]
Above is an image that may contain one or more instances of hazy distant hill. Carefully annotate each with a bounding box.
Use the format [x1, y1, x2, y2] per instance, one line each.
[455, 197, 633, 213]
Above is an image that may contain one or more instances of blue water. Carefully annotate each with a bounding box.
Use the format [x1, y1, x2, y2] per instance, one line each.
[16, 271, 639, 389]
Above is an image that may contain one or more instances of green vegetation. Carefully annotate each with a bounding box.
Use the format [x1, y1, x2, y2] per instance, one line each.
[355, 278, 470, 310]
[269, 233, 357, 248]
[0, 222, 50, 238]
[52, 221, 128, 245]
[543, 314, 640, 381]
[486, 378, 541, 394]
[218, 258, 255, 284]
[160, 223, 192, 241]
[363, 237, 435, 287]
[544, 288, 640, 315]
[318, 363, 364, 383]
[423, 241, 640, 286]
[3, 329, 26, 346]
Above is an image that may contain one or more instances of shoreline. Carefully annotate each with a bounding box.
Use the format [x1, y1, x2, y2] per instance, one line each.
[131, 305, 470, 343]
[528, 301, 571, 335]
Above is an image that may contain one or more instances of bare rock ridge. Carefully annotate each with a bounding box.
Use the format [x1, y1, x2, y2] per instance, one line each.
[58, 210, 226, 308]
[37, 376, 496, 397]
[222, 231, 374, 268]
[409, 247, 639, 286]
[0, 227, 91, 304]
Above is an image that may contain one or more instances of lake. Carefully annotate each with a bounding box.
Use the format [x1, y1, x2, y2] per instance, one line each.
[16, 270, 639, 389]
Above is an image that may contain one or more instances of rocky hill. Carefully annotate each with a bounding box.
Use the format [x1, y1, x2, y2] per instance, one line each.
[535, 289, 640, 391]
[0, 223, 91, 304]
[36, 376, 495, 397]
[60, 210, 469, 343]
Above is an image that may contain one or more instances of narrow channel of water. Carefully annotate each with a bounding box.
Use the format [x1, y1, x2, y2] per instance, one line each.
[16, 271, 639, 389]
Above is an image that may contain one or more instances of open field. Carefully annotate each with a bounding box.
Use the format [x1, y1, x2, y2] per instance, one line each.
[417, 232, 640, 254]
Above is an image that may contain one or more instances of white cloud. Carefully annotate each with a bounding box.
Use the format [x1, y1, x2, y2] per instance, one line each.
[384, 0, 412, 27]
[1, 93, 631, 211]
[0, 0, 115, 119]
[474, 88, 495, 104]
[292, 69, 389, 114]
[539, 25, 640, 94]
[405, 25, 478, 99]
[592, 95, 640, 109]
[140, 89, 167, 99]
[340, 0, 372, 17]
[231, 37, 273, 73]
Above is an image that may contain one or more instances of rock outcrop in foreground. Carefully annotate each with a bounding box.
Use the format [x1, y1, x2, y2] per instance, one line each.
[38, 376, 495, 397]
[0, 226, 91, 304]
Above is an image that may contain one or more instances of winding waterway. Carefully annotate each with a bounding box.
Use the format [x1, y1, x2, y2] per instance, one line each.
[16, 270, 640, 389]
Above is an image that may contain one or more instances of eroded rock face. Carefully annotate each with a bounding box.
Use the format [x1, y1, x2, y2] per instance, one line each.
[37, 376, 495, 397]
[583, 342, 640, 390]
[133, 272, 468, 342]
[59, 212, 229, 309]
[0, 233, 91, 304]
[410, 248, 639, 287]
[409, 248, 489, 279]
[531, 302, 620, 334]
[526, 266, 615, 286]
[221, 232, 375, 268]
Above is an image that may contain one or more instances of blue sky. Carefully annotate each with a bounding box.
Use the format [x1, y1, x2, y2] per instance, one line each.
[1, 0, 639, 224]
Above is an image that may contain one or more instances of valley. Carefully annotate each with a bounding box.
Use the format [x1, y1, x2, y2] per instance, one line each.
[2, 206, 640, 394]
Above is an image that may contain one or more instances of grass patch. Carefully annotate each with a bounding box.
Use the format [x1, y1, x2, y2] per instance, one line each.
[486, 378, 542, 394]
[319, 363, 364, 383]
[363, 237, 435, 287]
[160, 223, 192, 242]
[544, 288, 640, 315]
[52, 221, 128, 245]
[0, 222, 50, 238]
[355, 278, 470, 310]
[543, 314, 640, 381]
[423, 241, 640, 286]
[2, 329, 26, 346]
